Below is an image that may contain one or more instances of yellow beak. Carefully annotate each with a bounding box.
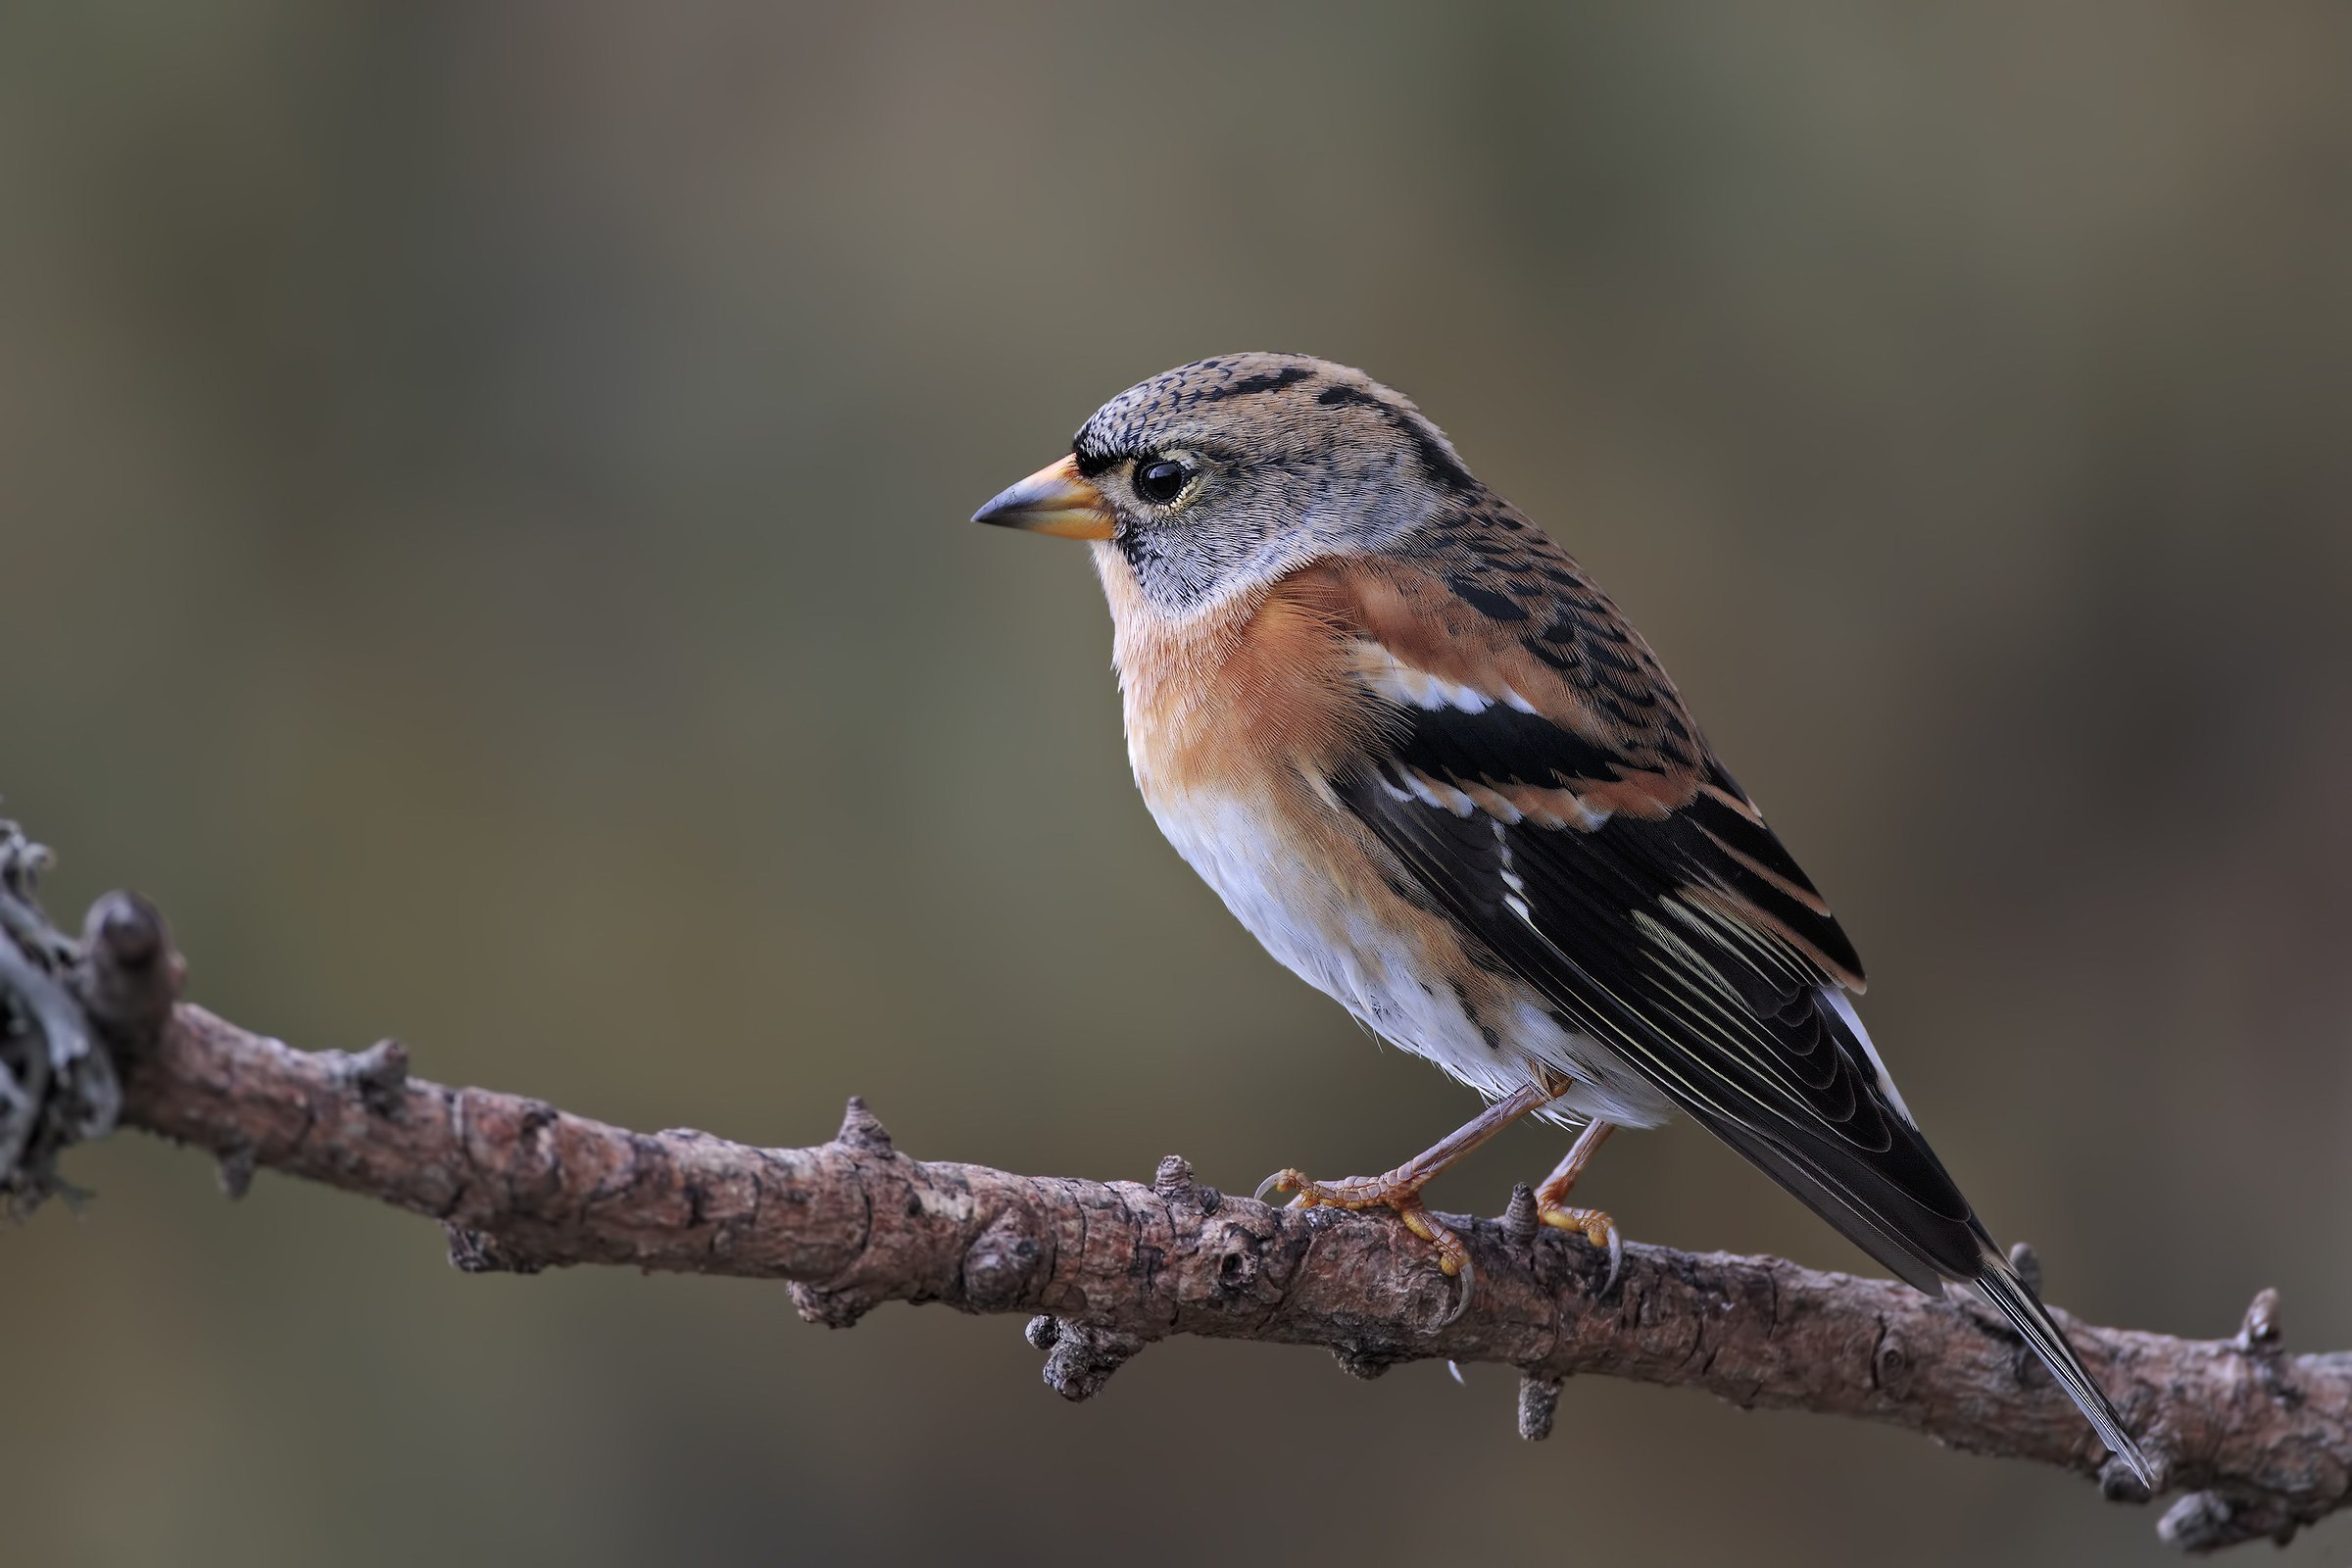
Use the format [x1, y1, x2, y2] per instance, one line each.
[971, 454, 1115, 540]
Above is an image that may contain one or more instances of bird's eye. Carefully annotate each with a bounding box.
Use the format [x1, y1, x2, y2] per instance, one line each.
[1132, 457, 1193, 506]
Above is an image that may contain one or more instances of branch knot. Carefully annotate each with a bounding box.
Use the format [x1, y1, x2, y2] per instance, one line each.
[334, 1039, 410, 1118]
[1517, 1371, 1563, 1440]
[834, 1095, 893, 1154]
[2236, 1288, 2283, 1357]
[963, 1209, 1048, 1311]
[1035, 1319, 1147, 1401]
[1500, 1181, 1539, 1246]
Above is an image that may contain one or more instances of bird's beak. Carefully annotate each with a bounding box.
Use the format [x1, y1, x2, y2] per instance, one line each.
[971, 454, 1115, 541]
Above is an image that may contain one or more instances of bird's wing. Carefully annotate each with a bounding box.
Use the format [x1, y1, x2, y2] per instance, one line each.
[1310, 537, 1993, 1289]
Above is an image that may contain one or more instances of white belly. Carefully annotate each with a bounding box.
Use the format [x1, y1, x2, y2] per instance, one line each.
[1144, 788, 1674, 1129]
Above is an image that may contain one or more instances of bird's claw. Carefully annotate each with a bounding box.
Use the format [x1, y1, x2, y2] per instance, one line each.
[1539, 1202, 1622, 1291]
[1253, 1164, 1473, 1330]
[1394, 1192, 1476, 1330]
[1257, 1168, 1401, 1211]
[1253, 1168, 1304, 1204]
[1434, 1250, 1476, 1329]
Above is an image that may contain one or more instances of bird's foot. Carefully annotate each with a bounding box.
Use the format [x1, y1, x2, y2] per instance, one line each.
[1532, 1117, 1623, 1289]
[1255, 1167, 1476, 1318]
[1536, 1200, 1616, 1250]
[1248, 1087, 1574, 1328]
[1535, 1197, 1623, 1292]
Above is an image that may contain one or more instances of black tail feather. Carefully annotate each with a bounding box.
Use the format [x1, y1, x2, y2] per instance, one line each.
[1970, 1253, 2153, 1487]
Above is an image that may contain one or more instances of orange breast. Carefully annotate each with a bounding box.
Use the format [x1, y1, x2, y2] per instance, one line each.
[1094, 552, 1366, 808]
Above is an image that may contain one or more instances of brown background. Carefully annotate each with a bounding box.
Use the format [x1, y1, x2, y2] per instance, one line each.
[5, 5, 2349, 1564]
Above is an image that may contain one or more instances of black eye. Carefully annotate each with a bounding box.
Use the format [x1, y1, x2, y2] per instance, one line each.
[1133, 457, 1192, 506]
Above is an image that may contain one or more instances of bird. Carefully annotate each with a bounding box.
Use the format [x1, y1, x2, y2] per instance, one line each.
[973, 352, 2151, 1484]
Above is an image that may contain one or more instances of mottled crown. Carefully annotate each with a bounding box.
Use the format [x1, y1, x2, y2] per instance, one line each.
[1072, 353, 1475, 497]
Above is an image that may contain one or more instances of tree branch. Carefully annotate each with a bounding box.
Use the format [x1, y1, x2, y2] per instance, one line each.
[5, 823, 2344, 1553]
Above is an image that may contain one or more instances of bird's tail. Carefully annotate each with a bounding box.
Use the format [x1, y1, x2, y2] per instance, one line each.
[1967, 1252, 2153, 1488]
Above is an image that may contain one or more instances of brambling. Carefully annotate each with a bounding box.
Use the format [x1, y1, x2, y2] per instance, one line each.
[975, 354, 2150, 1482]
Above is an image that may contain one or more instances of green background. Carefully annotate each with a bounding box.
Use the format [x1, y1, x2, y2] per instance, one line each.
[6, 5, 2350, 1564]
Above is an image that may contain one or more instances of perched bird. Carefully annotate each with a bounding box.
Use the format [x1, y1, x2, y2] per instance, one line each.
[974, 353, 2150, 1483]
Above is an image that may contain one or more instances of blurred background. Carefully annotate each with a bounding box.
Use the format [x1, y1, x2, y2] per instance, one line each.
[5, 3, 2349, 1563]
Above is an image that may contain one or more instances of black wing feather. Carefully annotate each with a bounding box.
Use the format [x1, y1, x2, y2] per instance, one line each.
[1343, 704, 1990, 1288]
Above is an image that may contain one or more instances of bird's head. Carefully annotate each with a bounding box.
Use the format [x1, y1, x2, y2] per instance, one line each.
[973, 353, 1483, 615]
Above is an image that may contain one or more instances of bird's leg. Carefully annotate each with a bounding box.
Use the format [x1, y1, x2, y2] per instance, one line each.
[1535, 1118, 1620, 1274]
[1255, 1074, 1565, 1284]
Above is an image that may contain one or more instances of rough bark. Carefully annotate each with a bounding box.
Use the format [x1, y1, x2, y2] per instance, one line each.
[5, 833, 2346, 1553]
